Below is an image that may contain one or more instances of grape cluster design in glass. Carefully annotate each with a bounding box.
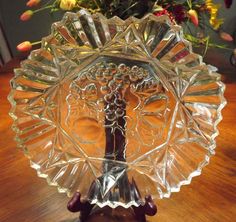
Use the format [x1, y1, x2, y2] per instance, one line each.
[9, 9, 226, 208]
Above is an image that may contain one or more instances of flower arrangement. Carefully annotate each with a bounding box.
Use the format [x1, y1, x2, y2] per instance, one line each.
[17, 0, 234, 56]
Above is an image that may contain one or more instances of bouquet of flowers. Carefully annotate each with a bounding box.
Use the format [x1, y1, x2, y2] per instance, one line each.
[17, 0, 235, 58]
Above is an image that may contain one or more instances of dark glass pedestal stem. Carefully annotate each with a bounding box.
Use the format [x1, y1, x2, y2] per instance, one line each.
[67, 99, 157, 222]
[104, 101, 126, 161]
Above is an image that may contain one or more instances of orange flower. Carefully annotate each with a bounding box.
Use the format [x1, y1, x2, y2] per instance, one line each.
[17, 41, 32, 52]
[188, 9, 199, 26]
[26, 0, 41, 7]
[20, 10, 34, 21]
[220, 32, 233, 42]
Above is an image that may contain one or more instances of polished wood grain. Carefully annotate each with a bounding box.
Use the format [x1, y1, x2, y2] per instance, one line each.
[0, 50, 236, 222]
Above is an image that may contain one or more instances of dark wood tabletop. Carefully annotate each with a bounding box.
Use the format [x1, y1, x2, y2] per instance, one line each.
[0, 50, 236, 222]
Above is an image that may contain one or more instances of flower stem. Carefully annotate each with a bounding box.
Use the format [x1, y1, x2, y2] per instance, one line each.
[34, 5, 54, 13]
[31, 41, 42, 46]
[92, 0, 101, 10]
[187, 0, 192, 9]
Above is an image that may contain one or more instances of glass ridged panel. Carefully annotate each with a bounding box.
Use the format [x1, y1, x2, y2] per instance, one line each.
[8, 9, 226, 208]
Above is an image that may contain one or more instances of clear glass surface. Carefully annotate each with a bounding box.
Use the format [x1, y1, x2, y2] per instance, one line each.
[8, 9, 226, 208]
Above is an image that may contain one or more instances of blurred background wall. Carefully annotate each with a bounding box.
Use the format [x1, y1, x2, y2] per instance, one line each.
[0, 0, 63, 59]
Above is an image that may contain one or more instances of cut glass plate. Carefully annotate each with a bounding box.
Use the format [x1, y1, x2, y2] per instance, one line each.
[8, 9, 226, 208]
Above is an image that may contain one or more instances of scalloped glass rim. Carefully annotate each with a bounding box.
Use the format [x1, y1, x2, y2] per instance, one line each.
[8, 9, 226, 208]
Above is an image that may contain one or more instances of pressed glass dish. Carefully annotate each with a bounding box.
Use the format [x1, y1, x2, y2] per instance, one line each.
[8, 9, 226, 209]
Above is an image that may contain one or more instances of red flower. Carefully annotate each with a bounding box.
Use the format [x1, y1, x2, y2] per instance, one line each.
[154, 9, 175, 22]
[224, 0, 233, 8]
[20, 10, 34, 21]
[171, 5, 186, 24]
[17, 41, 32, 52]
[27, 0, 41, 7]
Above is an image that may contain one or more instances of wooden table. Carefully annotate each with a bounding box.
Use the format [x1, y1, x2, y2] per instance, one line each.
[0, 51, 236, 222]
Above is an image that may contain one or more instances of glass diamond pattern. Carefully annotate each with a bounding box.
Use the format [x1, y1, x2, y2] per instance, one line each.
[8, 9, 226, 208]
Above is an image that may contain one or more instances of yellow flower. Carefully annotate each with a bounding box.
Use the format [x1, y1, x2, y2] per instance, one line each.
[60, 0, 77, 10]
[205, 0, 223, 30]
[210, 17, 224, 30]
